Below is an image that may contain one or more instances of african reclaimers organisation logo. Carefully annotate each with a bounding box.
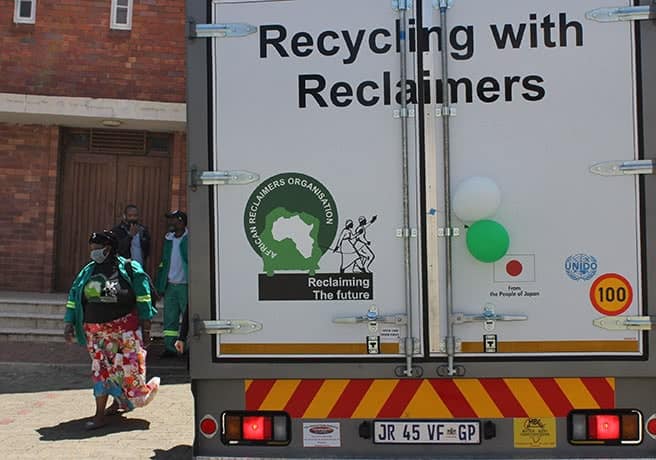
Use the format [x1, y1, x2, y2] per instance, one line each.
[244, 172, 338, 276]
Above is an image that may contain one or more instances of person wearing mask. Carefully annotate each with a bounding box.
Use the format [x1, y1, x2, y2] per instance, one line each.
[155, 210, 189, 358]
[112, 204, 151, 268]
[64, 230, 160, 430]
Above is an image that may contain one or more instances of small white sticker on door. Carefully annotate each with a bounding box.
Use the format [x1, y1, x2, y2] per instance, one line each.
[381, 327, 401, 342]
[303, 422, 341, 447]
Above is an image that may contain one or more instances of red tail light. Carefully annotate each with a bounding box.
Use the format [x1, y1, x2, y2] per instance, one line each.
[588, 415, 620, 440]
[242, 416, 271, 440]
[221, 411, 291, 446]
[568, 409, 642, 445]
[646, 415, 656, 439]
[199, 415, 218, 438]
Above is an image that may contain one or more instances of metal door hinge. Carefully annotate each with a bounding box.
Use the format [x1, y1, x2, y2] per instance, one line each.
[453, 303, 528, 332]
[193, 316, 262, 337]
[590, 159, 654, 176]
[586, 5, 656, 22]
[189, 21, 257, 39]
[593, 315, 654, 331]
[191, 167, 259, 190]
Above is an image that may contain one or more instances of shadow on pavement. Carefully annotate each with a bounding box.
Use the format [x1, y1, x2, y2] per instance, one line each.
[37, 415, 150, 440]
[151, 445, 193, 459]
[156, 371, 190, 386]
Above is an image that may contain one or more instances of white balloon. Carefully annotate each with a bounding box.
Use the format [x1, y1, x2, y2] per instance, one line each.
[452, 177, 501, 222]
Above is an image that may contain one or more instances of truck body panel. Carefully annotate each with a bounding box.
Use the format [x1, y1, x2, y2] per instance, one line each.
[210, 0, 423, 358]
[185, 0, 656, 456]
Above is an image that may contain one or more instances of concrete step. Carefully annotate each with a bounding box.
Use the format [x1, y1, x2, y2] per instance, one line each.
[0, 292, 68, 316]
[0, 327, 164, 343]
[0, 315, 165, 331]
[0, 311, 162, 326]
[0, 292, 165, 343]
[0, 312, 65, 330]
[0, 303, 164, 316]
[0, 328, 64, 343]
[0, 302, 67, 316]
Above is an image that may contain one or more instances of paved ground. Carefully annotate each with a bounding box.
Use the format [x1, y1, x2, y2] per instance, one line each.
[0, 340, 193, 459]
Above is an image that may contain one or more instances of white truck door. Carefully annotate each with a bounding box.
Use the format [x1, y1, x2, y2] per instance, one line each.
[425, 0, 643, 357]
[209, 0, 423, 357]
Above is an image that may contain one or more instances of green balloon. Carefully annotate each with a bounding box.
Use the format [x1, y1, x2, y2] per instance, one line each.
[466, 219, 510, 263]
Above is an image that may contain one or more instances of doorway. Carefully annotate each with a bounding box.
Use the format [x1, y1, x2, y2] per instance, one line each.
[55, 128, 172, 291]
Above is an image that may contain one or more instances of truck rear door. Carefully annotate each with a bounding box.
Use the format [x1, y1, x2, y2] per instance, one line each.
[424, 0, 644, 358]
[207, 0, 424, 358]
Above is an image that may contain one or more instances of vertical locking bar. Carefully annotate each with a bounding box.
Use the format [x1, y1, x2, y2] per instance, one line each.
[435, 0, 458, 376]
[397, 0, 415, 377]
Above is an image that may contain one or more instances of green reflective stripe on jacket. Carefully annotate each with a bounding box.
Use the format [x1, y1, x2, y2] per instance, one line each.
[136, 295, 151, 303]
[66, 300, 76, 309]
[64, 257, 157, 346]
[64, 262, 94, 327]
[163, 330, 179, 337]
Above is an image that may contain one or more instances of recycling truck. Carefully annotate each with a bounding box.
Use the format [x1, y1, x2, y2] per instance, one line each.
[185, 0, 656, 457]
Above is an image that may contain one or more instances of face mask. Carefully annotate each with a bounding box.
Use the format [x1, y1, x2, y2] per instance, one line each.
[168, 225, 176, 232]
[90, 248, 108, 264]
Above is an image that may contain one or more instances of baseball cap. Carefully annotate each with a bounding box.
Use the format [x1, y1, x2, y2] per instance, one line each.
[89, 230, 118, 248]
[165, 210, 187, 225]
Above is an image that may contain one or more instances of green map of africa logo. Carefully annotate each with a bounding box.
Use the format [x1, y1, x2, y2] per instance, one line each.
[83, 274, 107, 300]
[244, 173, 338, 276]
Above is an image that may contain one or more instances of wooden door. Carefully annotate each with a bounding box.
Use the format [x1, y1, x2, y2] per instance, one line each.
[56, 153, 118, 291]
[115, 155, 171, 277]
[55, 130, 172, 291]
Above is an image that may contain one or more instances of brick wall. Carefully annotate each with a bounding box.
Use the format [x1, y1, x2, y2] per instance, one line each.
[0, 124, 188, 292]
[0, 123, 59, 292]
[0, 0, 185, 103]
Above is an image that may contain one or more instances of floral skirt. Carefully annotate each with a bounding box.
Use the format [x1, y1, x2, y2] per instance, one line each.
[84, 312, 159, 412]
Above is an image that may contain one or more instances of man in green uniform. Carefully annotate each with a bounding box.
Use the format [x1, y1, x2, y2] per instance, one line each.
[155, 210, 189, 357]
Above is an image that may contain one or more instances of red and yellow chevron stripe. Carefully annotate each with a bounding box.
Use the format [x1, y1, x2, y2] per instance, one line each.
[245, 378, 614, 419]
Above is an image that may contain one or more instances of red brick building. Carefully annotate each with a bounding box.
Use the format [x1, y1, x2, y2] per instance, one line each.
[0, 0, 187, 292]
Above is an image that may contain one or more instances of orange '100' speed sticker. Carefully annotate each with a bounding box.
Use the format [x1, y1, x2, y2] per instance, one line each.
[589, 273, 633, 316]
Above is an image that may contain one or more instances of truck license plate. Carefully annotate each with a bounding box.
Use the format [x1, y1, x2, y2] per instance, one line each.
[373, 420, 481, 444]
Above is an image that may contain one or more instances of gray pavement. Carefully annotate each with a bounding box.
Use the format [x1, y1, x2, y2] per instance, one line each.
[0, 341, 193, 460]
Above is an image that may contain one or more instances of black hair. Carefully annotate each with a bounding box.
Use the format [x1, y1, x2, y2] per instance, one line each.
[124, 204, 139, 214]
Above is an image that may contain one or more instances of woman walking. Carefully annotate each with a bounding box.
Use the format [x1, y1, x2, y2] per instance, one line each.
[64, 230, 160, 430]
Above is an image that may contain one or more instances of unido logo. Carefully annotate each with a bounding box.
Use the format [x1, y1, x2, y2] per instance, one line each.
[565, 254, 598, 281]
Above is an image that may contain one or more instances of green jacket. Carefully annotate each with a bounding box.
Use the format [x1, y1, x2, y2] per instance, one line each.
[64, 256, 157, 346]
[155, 231, 188, 293]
